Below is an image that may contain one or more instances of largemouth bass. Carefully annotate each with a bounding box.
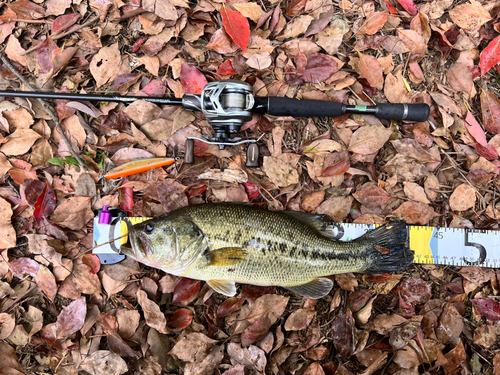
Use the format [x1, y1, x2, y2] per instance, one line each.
[122, 203, 413, 299]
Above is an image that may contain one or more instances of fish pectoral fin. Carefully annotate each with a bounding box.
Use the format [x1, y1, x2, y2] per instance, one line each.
[285, 277, 334, 299]
[207, 279, 237, 297]
[207, 248, 248, 266]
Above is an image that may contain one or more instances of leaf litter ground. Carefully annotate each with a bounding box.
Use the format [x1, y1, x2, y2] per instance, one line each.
[0, 0, 500, 374]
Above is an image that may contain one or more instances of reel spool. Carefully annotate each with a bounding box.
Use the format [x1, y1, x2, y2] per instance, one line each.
[184, 80, 261, 167]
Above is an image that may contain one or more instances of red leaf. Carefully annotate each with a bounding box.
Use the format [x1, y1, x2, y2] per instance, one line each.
[168, 308, 193, 329]
[82, 254, 101, 274]
[56, 297, 87, 337]
[187, 185, 207, 199]
[347, 290, 372, 312]
[133, 37, 146, 53]
[119, 186, 134, 214]
[286, 0, 307, 16]
[464, 111, 488, 147]
[52, 13, 80, 35]
[172, 278, 201, 303]
[363, 273, 393, 283]
[396, 0, 418, 15]
[396, 277, 431, 306]
[34, 183, 56, 221]
[23, 179, 45, 207]
[359, 53, 384, 90]
[322, 157, 350, 176]
[37, 37, 57, 74]
[241, 316, 272, 347]
[221, 8, 250, 52]
[217, 59, 237, 75]
[180, 62, 208, 95]
[331, 309, 355, 358]
[480, 35, 500, 76]
[474, 142, 498, 161]
[240, 285, 276, 303]
[472, 298, 500, 321]
[217, 297, 245, 318]
[383, 0, 398, 15]
[242, 182, 260, 201]
[9, 257, 39, 279]
[302, 54, 338, 83]
[481, 90, 500, 134]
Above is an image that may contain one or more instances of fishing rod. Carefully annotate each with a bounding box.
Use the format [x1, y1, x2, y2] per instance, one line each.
[0, 80, 431, 166]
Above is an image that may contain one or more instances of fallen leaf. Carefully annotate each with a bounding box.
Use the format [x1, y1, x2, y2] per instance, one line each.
[116, 309, 140, 339]
[480, 36, 500, 76]
[262, 156, 300, 187]
[359, 52, 384, 90]
[206, 29, 239, 55]
[481, 91, 500, 134]
[168, 308, 193, 329]
[442, 341, 466, 374]
[348, 125, 392, 155]
[0, 342, 25, 374]
[0, 128, 41, 156]
[404, 182, 431, 204]
[472, 298, 500, 322]
[80, 350, 128, 375]
[5, 35, 27, 67]
[304, 362, 326, 375]
[449, 183, 476, 212]
[232, 3, 264, 23]
[0, 197, 16, 249]
[245, 294, 289, 325]
[50, 196, 94, 230]
[137, 290, 169, 334]
[172, 278, 201, 303]
[89, 43, 122, 87]
[221, 8, 250, 52]
[170, 332, 217, 362]
[331, 309, 355, 358]
[315, 196, 353, 222]
[436, 302, 464, 343]
[393, 201, 438, 225]
[52, 13, 80, 34]
[449, 1, 492, 30]
[353, 185, 392, 208]
[180, 62, 208, 94]
[284, 309, 316, 331]
[396, 0, 418, 15]
[217, 297, 245, 318]
[357, 12, 389, 35]
[302, 54, 338, 83]
[227, 343, 267, 374]
[397, 277, 431, 305]
[241, 316, 272, 347]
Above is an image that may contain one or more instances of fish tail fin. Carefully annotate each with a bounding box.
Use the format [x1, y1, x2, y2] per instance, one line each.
[361, 220, 414, 273]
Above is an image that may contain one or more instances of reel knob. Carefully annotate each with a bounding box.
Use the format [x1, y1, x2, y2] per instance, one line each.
[185, 139, 195, 164]
[246, 143, 260, 167]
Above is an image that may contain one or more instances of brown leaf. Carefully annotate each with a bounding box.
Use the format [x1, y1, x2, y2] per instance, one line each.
[384, 72, 408, 104]
[233, 3, 264, 22]
[0, 313, 16, 340]
[169, 332, 217, 362]
[301, 191, 325, 212]
[227, 343, 267, 373]
[0, 197, 16, 249]
[397, 277, 431, 305]
[137, 290, 169, 334]
[2, 106, 34, 130]
[397, 29, 427, 54]
[262, 156, 300, 187]
[206, 29, 239, 54]
[0, 342, 25, 375]
[447, 62, 473, 96]
[449, 1, 492, 30]
[359, 53, 384, 90]
[442, 340, 466, 374]
[393, 201, 438, 225]
[90, 43, 122, 87]
[353, 186, 392, 208]
[348, 125, 392, 155]
[316, 196, 353, 222]
[362, 313, 407, 335]
[141, 118, 182, 141]
[116, 309, 140, 339]
[37, 265, 57, 302]
[304, 362, 325, 375]
[357, 12, 389, 35]
[50, 197, 94, 230]
[183, 345, 224, 375]
[436, 303, 464, 344]
[123, 100, 162, 126]
[284, 309, 316, 331]
[241, 316, 272, 347]
[331, 309, 355, 358]
[217, 297, 245, 318]
[403, 182, 431, 204]
[73, 262, 102, 295]
[449, 183, 476, 212]
[245, 294, 289, 325]
[168, 308, 193, 329]
[5, 35, 27, 67]
[80, 350, 128, 375]
[0, 128, 41, 156]
[391, 139, 438, 163]
[481, 91, 500, 135]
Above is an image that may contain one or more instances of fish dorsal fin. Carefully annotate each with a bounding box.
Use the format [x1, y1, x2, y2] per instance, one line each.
[206, 248, 248, 266]
[285, 277, 334, 299]
[282, 211, 343, 240]
[207, 279, 237, 297]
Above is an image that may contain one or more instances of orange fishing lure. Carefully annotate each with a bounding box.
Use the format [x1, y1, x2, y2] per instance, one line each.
[105, 158, 176, 179]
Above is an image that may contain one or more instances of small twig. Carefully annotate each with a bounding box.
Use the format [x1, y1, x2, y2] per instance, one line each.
[9, 18, 53, 24]
[20, 14, 99, 56]
[1, 284, 37, 313]
[0, 52, 87, 171]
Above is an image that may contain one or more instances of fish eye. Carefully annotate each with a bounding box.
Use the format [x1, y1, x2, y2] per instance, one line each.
[145, 224, 155, 234]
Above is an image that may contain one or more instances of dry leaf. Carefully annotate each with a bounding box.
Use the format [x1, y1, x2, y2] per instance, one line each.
[0, 129, 41, 156]
[403, 182, 431, 204]
[0, 197, 16, 249]
[50, 197, 94, 230]
[349, 125, 392, 155]
[449, 183, 476, 211]
[262, 156, 299, 187]
[90, 43, 122, 87]
[449, 1, 492, 30]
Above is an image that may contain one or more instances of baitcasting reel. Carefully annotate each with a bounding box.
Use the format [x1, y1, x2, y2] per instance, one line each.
[182, 80, 260, 167]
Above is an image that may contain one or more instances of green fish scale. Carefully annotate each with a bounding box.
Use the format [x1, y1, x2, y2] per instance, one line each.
[174, 204, 373, 286]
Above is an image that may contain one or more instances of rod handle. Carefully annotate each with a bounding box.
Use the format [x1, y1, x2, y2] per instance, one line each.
[375, 103, 430, 122]
[265, 97, 345, 117]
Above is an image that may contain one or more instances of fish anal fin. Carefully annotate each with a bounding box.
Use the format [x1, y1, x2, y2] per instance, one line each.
[285, 277, 334, 299]
[282, 211, 342, 240]
[207, 247, 247, 266]
[207, 279, 237, 297]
